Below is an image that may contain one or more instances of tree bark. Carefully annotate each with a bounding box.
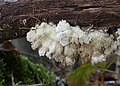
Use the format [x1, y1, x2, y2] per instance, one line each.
[0, 0, 120, 42]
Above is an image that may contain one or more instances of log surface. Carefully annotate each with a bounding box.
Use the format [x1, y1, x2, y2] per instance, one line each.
[0, 0, 120, 42]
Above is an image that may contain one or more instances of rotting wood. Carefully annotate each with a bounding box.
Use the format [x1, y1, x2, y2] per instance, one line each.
[0, 0, 120, 42]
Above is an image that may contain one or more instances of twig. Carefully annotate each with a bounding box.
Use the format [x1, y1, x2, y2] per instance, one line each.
[17, 83, 43, 86]
[11, 72, 15, 86]
[99, 68, 120, 76]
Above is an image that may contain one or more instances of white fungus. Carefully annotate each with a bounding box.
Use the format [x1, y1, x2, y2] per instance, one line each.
[26, 20, 120, 66]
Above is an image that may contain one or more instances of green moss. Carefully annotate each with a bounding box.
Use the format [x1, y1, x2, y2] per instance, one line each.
[0, 51, 55, 86]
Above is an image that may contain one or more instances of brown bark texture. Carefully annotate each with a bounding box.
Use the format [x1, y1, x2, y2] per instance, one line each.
[0, 0, 120, 42]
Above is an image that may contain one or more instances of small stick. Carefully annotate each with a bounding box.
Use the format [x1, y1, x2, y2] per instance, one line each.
[100, 74, 105, 86]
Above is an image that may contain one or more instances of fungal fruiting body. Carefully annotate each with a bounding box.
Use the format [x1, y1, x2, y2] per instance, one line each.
[115, 28, 120, 56]
[26, 20, 120, 66]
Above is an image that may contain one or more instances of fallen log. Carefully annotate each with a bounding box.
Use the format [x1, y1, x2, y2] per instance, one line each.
[0, 0, 120, 42]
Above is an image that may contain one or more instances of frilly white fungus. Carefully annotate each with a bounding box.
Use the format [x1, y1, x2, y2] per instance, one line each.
[26, 20, 120, 66]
